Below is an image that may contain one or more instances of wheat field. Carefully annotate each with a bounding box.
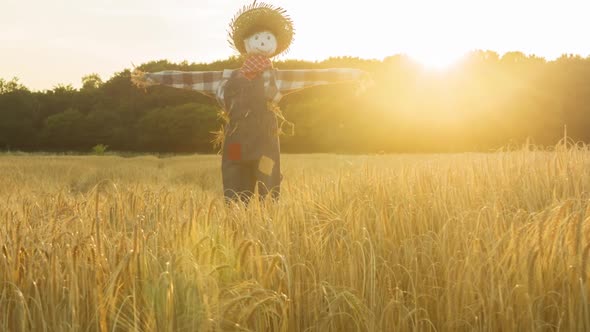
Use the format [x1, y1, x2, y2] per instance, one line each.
[1, 145, 589, 331]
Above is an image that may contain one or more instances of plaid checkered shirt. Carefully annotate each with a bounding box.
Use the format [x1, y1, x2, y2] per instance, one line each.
[142, 68, 364, 106]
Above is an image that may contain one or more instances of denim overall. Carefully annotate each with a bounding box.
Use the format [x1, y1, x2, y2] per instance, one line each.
[221, 70, 281, 202]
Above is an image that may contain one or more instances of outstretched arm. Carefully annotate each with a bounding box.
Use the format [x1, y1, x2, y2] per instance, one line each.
[132, 70, 226, 98]
[275, 68, 366, 96]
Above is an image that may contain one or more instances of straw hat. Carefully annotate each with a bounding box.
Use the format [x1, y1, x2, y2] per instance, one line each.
[228, 1, 294, 57]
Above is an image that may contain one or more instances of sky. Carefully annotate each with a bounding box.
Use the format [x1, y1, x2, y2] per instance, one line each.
[1, 0, 589, 91]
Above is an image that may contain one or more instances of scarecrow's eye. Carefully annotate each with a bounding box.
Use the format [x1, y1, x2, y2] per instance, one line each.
[255, 36, 259, 40]
[267, 36, 271, 40]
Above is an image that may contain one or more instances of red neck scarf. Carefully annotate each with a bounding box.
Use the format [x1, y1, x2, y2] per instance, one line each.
[240, 55, 272, 80]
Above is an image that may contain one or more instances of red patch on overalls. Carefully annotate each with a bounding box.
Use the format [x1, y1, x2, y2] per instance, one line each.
[227, 143, 242, 160]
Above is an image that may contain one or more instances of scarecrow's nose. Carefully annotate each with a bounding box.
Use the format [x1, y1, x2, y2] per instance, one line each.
[261, 42, 265, 46]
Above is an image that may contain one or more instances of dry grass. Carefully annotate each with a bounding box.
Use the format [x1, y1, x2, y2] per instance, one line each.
[1, 145, 589, 331]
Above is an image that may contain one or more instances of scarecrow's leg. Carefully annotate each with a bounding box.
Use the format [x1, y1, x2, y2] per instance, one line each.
[222, 159, 257, 203]
[255, 155, 281, 200]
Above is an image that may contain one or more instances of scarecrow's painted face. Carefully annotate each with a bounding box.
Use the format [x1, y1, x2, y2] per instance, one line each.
[244, 31, 278, 57]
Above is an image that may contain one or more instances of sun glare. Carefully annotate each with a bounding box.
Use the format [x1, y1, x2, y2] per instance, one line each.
[410, 51, 464, 71]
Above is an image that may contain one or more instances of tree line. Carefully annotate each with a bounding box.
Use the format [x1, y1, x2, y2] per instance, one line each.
[1, 51, 589, 154]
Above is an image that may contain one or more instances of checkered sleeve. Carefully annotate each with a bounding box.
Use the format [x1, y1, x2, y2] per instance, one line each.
[143, 70, 224, 97]
[275, 68, 364, 95]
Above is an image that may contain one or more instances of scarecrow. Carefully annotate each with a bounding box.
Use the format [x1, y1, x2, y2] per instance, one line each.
[133, 1, 368, 202]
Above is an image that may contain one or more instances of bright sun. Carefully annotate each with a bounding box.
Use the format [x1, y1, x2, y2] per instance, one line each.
[410, 50, 465, 70]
